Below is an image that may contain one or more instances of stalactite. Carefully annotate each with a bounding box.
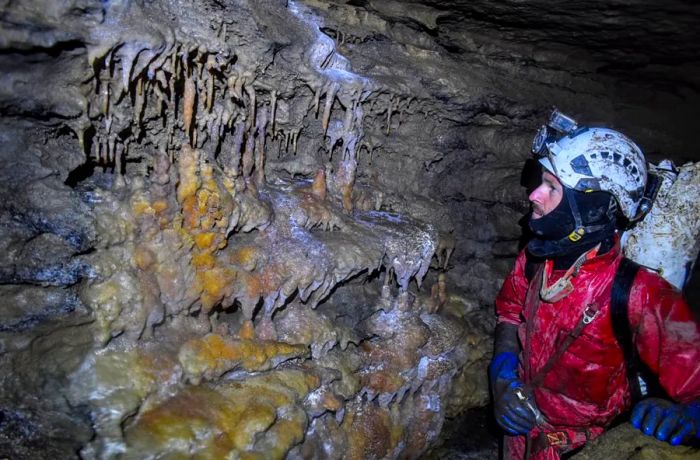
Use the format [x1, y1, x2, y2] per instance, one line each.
[313, 84, 321, 117]
[87, 44, 112, 75]
[322, 81, 339, 133]
[100, 78, 110, 116]
[344, 101, 355, 133]
[195, 47, 205, 81]
[386, 94, 394, 135]
[172, 45, 180, 82]
[154, 83, 166, 119]
[227, 75, 237, 100]
[311, 168, 327, 200]
[114, 142, 125, 188]
[254, 105, 269, 185]
[241, 126, 255, 178]
[156, 69, 168, 90]
[292, 128, 300, 154]
[245, 82, 256, 131]
[270, 90, 277, 133]
[233, 75, 245, 100]
[206, 55, 216, 112]
[183, 71, 196, 146]
[134, 78, 145, 129]
[119, 45, 139, 91]
[105, 115, 113, 139]
[109, 135, 117, 165]
[132, 49, 156, 83]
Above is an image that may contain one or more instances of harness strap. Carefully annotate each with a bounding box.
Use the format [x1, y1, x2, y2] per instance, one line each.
[530, 302, 599, 388]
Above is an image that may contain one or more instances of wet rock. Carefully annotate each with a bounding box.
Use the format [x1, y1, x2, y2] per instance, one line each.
[572, 423, 700, 460]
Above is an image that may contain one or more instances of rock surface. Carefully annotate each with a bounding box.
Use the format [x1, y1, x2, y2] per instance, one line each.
[0, 0, 698, 458]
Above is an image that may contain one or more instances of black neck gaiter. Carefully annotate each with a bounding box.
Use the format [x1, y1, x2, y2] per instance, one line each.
[527, 188, 617, 269]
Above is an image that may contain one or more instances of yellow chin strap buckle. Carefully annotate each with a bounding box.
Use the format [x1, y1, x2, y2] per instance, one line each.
[568, 228, 585, 242]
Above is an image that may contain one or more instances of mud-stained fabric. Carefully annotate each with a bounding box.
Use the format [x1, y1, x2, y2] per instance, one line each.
[495, 236, 700, 459]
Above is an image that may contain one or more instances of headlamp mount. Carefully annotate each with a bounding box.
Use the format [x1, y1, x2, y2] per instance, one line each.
[531, 109, 579, 157]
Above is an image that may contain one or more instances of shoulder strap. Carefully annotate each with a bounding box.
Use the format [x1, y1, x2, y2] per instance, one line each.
[525, 256, 542, 283]
[611, 258, 668, 403]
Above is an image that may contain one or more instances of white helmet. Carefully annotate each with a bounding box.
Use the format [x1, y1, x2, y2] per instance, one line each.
[532, 111, 647, 220]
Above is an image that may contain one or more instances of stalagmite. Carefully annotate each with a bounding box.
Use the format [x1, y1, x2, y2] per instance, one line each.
[322, 82, 339, 133]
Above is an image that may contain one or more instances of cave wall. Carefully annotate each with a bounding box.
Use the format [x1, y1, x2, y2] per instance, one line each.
[1, 0, 699, 458]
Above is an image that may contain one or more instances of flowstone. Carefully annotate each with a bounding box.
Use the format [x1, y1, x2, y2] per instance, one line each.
[0, 0, 495, 457]
[63, 137, 486, 457]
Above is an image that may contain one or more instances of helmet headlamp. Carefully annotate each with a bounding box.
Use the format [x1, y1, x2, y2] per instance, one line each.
[531, 109, 579, 157]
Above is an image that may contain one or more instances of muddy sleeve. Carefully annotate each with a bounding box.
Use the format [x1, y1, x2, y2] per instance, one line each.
[494, 250, 529, 326]
[629, 271, 700, 404]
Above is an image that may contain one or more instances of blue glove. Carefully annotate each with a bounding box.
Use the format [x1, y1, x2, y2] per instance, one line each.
[489, 352, 540, 436]
[631, 398, 700, 445]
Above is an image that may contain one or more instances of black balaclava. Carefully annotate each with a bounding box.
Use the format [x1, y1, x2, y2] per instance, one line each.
[528, 185, 617, 269]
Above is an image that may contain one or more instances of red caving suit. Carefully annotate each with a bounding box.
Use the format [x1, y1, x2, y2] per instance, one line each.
[495, 239, 700, 459]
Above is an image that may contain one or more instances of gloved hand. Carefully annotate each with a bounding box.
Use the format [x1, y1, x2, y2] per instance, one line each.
[489, 351, 541, 435]
[631, 398, 700, 445]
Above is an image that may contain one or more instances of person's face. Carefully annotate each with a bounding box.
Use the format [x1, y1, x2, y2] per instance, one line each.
[529, 171, 563, 219]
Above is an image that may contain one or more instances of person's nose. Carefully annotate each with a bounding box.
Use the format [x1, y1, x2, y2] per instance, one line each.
[529, 184, 545, 204]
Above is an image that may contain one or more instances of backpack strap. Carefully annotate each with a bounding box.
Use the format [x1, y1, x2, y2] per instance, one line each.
[611, 258, 668, 403]
[525, 255, 542, 283]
